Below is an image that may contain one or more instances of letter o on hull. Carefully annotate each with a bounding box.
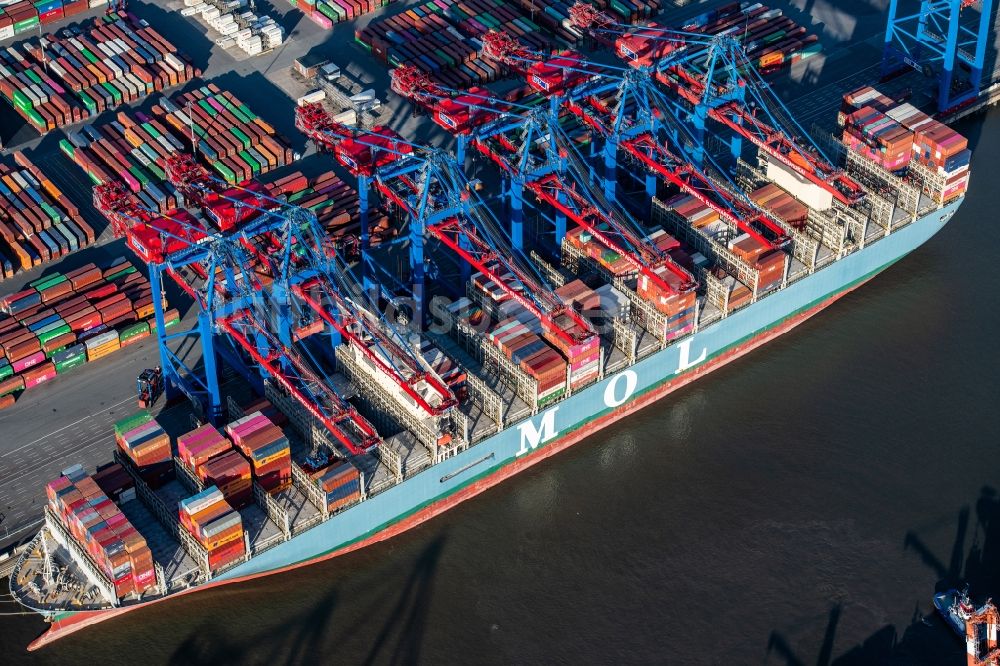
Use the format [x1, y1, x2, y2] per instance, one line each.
[604, 370, 637, 408]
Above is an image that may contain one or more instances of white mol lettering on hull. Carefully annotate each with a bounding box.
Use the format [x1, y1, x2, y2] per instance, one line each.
[517, 407, 559, 456]
[515, 337, 709, 457]
[675, 338, 707, 374]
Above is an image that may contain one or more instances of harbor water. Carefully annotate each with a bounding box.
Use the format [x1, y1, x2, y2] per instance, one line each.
[3, 109, 999, 665]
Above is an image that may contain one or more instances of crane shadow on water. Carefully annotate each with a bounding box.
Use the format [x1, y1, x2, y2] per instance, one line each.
[167, 534, 447, 666]
[766, 486, 1000, 665]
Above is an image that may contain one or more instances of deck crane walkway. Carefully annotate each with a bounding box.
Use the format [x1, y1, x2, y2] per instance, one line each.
[567, 3, 865, 207]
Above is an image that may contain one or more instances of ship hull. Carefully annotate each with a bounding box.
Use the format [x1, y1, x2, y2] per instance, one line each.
[27, 200, 960, 650]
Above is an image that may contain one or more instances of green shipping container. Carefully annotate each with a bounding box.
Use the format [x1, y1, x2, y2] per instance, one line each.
[14, 17, 40, 34]
[55, 355, 87, 374]
[0, 363, 12, 382]
[119, 322, 149, 342]
[113, 410, 153, 438]
[212, 162, 237, 183]
[38, 324, 72, 346]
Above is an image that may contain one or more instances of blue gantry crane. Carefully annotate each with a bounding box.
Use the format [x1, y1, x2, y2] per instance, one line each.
[882, 0, 995, 111]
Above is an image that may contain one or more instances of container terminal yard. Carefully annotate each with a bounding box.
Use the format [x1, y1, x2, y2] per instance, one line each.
[0, 0, 995, 659]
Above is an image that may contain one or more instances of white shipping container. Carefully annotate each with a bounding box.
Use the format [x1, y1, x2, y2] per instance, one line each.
[332, 109, 357, 126]
[184, 0, 200, 6]
[202, 7, 221, 20]
[216, 36, 237, 49]
[219, 23, 239, 36]
[164, 53, 186, 72]
[296, 90, 327, 106]
[764, 155, 834, 211]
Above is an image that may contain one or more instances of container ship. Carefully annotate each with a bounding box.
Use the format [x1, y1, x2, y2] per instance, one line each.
[5, 2, 974, 651]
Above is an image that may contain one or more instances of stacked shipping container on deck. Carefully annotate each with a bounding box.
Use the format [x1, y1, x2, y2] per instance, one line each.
[840, 86, 970, 202]
[46, 465, 156, 600]
[157, 85, 293, 184]
[178, 424, 253, 508]
[114, 412, 174, 489]
[0, 13, 199, 133]
[310, 459, 362, 513]
[0, 258, 177, 402]
[225, 411, 292, 494]
[178, 486, 246, 572]
[0, 151, 95, 281]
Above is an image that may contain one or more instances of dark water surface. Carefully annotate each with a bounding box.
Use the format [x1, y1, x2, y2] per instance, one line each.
[4, 111, 1000, 665]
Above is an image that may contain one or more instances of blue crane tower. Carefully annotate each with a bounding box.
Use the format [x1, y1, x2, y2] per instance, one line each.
[882, 0, 995, 111]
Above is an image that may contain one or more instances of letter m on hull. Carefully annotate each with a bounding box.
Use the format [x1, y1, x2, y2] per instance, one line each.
[516, 407, 559, 456]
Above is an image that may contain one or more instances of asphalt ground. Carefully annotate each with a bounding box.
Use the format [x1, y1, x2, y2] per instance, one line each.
[0, 0, 995, 555]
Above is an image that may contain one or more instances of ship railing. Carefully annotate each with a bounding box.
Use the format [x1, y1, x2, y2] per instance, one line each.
[291, 462, 331, 519]
[737, 158, 822, 272]
[425, 330, 505, 435]
[114, 451, 211, 579]
[651, 200, 765, 303]
[336, 344, 446, 462]
[42, 508, 118, 607]
[173, 457, 205, 494]
[253, 481, 292, 541]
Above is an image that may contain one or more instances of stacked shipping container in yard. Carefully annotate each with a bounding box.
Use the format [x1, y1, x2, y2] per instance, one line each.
[0, 13, 199, 133]
[0, 258, 178, 404]
[181, 0, 285, 57]
[672, 3, 819, 72]
[60, 113, 183, 213]
[178, 486, 246, 572]
[266, 170, 386, 244]
[0, 151, 95, 281]
[46, 464, 156, 600]
[0, 1, 92, 42]
[157, 85, 293, 184]
[357, 0, 519, 88]
[295, 0, 394, 30]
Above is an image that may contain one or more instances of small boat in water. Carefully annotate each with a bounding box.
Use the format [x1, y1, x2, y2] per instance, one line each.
[934, 587, 978, 636]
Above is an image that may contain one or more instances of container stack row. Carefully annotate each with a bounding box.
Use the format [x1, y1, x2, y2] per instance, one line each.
[679, 3, 819, 72]
[0, 13, 199, 133]
[156, 85, 294, 183]
[177, 424, 253, 508]
[310, 459, 361, 514]
[660, 194, 756, 310]
[841, 106, 915, 172]
[115, 412, 175, 490]
[46, 464, 156, 600]
[588, 0, 663, 25]
[61, 118, 182, 214]
[296, 0, 394, 30]
[266, 171, 363, 240]
[0, 259, 177, 402]
[178, 486, 246, 572]
[225, 411, 292, 494]
[0, 151, 95, 281]
[181, 0, 285, 57]
[888, 104, 970, 202]
[357, 1, 506, 89]
[750, 183, 808, 229]
[841, 86, 970, 202]
[0, 1, 92, 43]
